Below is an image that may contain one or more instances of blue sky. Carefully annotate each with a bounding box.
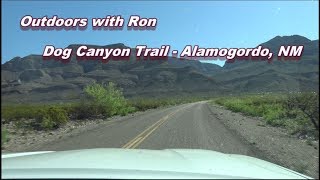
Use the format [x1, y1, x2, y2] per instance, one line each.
[2, 1, 319, 66]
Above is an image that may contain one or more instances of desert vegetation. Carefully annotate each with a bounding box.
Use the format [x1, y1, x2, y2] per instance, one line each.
[1, 82, 207, 140]
[214, 92, 319, 139]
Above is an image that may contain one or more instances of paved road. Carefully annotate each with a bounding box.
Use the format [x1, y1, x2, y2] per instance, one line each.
[27, 101, 262, 157]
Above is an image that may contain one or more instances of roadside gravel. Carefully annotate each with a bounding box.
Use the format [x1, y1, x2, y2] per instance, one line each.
[208, 103, 319, 178]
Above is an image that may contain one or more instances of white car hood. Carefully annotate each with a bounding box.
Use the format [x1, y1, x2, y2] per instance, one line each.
[1, 148, 311, 179]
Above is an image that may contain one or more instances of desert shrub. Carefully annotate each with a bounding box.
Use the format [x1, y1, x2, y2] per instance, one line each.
[1, 129, 9, 146]
[214, 92, 319, 139]
[128, 98, 162, 111]
[35, 106, 69, 130]
[127, 96, 205, 112]
[119, 106, 136, 116]
[215, 95, 287, 120]
[1, 105, 39, 121]
[69, 101, 98, 119]
[263, 104, 285, 120]
[81, 82, 134, 117]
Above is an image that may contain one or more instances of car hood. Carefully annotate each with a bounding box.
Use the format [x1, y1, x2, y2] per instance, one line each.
[1, 148, 311, 179]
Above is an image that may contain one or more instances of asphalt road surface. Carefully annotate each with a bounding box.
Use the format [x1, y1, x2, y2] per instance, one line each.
[27, 101, 264, 158]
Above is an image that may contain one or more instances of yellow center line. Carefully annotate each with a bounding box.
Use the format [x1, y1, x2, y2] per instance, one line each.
[122, 104, 192, 149]
[126, 137, 143, 149]
[122, 115, 167, 148]
[130, 116, 169, 149]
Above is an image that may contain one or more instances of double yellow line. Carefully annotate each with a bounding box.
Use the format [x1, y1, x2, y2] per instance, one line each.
[122, 105, 190, 149]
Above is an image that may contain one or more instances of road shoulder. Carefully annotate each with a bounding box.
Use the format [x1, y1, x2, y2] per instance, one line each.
[207, 103, 319, 178]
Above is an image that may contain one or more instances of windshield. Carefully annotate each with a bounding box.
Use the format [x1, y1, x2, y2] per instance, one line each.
[1, 1, 319, 179]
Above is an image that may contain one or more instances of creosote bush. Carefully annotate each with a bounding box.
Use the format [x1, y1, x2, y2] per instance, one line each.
[35, 106, 69, 130]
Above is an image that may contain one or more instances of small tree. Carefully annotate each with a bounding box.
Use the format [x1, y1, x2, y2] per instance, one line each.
[286, 92, 319, 130]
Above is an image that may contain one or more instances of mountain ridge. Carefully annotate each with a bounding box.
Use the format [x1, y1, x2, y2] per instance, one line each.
[1, 35, 319, 103]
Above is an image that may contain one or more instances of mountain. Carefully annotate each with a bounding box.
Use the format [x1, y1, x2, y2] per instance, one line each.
[1, 44, 225, 103]
[212, 35, 319, 93]
[1, 35, 319, 104]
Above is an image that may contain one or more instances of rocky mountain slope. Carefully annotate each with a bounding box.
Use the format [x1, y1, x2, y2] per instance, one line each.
[214, 35, 319, 93]
[1, 45, 224, 103]
[1, 35, 319, 103]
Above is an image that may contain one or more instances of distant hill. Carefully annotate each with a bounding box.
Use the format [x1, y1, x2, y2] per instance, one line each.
[213, 35, 319, 93]
[1, 35, 319, 103]
[1, 44, 225, 103]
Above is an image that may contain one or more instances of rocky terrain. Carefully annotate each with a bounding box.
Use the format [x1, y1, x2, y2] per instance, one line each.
[216, 35, 319, 93]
